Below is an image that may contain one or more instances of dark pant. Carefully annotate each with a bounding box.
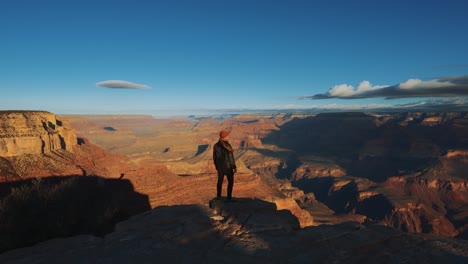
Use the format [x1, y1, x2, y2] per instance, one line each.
[217, 170, 234, 199]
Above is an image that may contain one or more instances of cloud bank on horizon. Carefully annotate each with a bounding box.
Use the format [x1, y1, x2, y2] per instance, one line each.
[304, 75, 468, 100]
[96, 80, 151, 89]
[261, 97, 467, 111]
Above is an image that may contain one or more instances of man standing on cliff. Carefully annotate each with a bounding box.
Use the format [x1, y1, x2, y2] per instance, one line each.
[213, 130, 237, 200]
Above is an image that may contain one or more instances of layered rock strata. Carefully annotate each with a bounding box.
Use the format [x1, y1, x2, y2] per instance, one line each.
[0, 111, 76, 156]
[0, 111, 130, 180]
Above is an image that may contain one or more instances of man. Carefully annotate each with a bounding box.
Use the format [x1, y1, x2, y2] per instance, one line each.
[213, 130, 237, 200]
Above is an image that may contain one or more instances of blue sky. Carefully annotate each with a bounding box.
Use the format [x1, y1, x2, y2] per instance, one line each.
[1, 0, 468, 116]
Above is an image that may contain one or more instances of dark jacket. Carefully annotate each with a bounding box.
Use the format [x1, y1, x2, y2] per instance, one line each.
[213, 140, 236, 173]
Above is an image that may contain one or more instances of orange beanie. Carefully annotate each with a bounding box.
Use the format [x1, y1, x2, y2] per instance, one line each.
[219, 130, 229, 139]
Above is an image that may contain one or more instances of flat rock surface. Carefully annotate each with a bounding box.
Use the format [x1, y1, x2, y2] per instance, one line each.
[1, 198, 467, 264]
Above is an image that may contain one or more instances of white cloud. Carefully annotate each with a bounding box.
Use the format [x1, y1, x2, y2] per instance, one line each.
[96, 80, 151, 89]
[305, 75, 468, 99]
[326, 81, 389, 97]
[398, 78, 455, 89]
[398, 79, 422, 89]
[356, 81, 387, 92]
[328, 84, 355, 97]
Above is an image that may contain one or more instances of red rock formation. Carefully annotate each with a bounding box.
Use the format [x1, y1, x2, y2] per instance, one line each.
[0, 111, 132, 181]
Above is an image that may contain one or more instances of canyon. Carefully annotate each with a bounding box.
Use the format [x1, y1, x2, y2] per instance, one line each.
[64, 111, 468, 239]
[0, 110, 467, 262]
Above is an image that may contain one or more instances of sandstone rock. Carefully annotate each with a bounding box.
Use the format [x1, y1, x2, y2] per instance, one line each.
[269, 197, 314, 228]
[1, 199, 467, 264]
[0, 112, 132, 180]
[0, 111, 76, 156]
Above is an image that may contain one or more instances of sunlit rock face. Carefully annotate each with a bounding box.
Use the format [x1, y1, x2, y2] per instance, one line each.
[0, 111, 76, 156]
[0, 111, 131, 181]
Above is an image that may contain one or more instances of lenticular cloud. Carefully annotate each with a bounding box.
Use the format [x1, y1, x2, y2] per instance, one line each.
[304, 75, 468, 99]
[96, 80, 151, 89]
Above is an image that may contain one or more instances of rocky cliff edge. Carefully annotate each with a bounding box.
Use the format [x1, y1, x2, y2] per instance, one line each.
[1, 198, 467, 264]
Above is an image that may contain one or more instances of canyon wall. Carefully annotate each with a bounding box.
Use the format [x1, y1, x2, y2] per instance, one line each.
[0, 111, 76, 156]
[0, 111, 131, 180]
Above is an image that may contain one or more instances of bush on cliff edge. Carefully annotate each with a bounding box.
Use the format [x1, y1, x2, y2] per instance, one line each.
[0, 176, 139, 253]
